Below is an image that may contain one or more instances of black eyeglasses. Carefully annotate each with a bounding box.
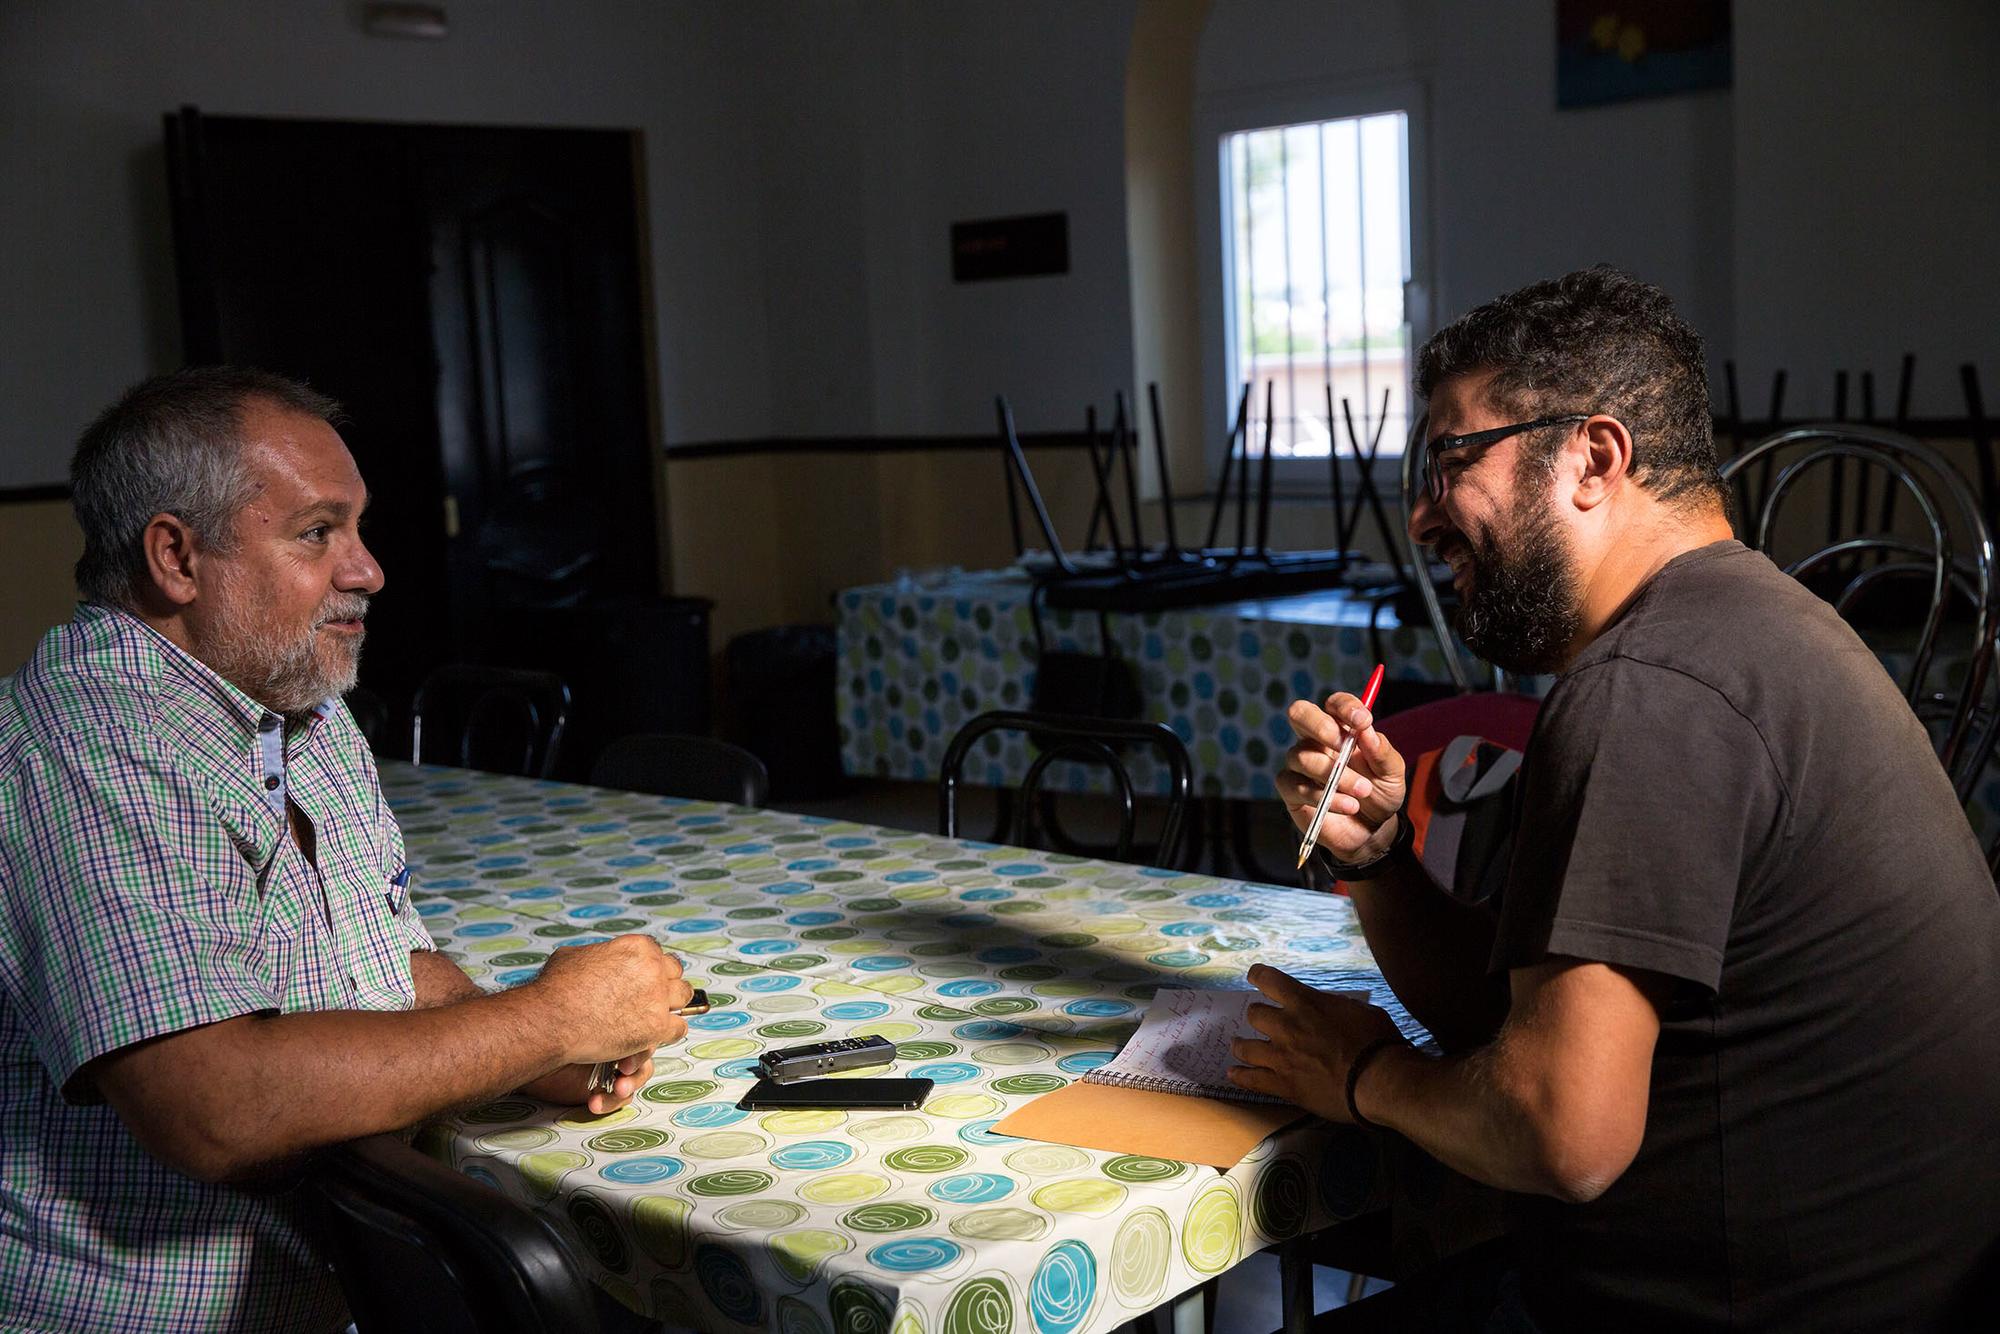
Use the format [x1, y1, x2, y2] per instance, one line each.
[1421, 414, 1591, 503]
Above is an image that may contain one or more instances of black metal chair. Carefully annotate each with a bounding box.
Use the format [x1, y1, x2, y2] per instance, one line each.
[1721, 426, 1999, 810]
[411, 665, 572, 779]
[938, 710, 1192, 868]
[589, 732, 770, 806]
[304, 1133, 604, 1334]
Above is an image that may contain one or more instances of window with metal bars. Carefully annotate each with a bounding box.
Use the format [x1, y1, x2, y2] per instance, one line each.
[1221, 111, 1413, 462]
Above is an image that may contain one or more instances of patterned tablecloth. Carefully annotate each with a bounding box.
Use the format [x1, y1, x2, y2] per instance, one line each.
[837, 567, 1460, 802]
[389, 761, 1398, 1334]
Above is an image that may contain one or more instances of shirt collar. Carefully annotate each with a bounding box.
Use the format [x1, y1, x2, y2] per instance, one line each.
[87, 603, 336, 749]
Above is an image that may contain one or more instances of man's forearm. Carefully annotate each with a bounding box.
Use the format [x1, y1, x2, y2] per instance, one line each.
[1353, 1040, 1575, 1198]
[100, 983, 573, 1184]
[411, 947, 485, 1008]
[1351, 961, 1661, 1204]
[1343, 826, 1508, 1049]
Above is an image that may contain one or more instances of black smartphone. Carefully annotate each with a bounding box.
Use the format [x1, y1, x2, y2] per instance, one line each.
[736, 1077, 933, 1111]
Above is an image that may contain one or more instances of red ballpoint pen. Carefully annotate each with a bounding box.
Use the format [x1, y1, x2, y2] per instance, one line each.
[1295, 663, 1386, 869]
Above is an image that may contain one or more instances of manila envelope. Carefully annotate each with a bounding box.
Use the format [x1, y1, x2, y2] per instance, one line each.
[992, 1081, 1303, 1170]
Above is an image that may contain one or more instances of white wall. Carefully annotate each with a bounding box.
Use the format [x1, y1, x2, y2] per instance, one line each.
[1732, 0, 2000, 418]
[1195, 0, 1732, 443]
[741, 0, 1139, 440]
[0, 0, 1142, 489]
[7, 0, 1995, 494]
[0, 0, 778, 489]
[1195, 0, 1999, 427]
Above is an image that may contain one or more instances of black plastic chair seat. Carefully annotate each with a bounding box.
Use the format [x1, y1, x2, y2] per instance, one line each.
[304, 1133, 604, 1334]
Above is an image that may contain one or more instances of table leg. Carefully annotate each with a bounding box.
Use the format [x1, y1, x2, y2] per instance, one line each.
[1279, 1236, 1313, 1334]
[1170, 1282, 1204, 1334]
[1202, 797, 1231, 876]
[989, 787, 1015, 844]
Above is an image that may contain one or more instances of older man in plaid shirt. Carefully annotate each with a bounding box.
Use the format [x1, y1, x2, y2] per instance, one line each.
[0, 368, 693, 1331]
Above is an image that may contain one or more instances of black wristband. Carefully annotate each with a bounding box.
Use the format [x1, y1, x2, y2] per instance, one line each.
[1345, 1036, 1402, 1132]
[1320, 809, 1415, 883]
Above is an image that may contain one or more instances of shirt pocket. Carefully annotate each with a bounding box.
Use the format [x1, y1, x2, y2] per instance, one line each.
[319, 837, 422, 1010]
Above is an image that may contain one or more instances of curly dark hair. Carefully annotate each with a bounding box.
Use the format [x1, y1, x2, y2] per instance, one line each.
[1415, 266, 1725, 510]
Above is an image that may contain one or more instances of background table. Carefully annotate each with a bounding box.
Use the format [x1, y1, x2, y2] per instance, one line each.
[837, 567, 1456, 802]
[390, 761, 1409, 1334]
[835, 565, 2000, 846]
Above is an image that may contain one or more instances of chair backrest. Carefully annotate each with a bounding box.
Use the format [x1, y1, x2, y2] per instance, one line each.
[412, 665, 572, 778]
[937, 710, 1193, 868]
[1721, 425, 1998, 801]
[1307, 692, 1542, 900]
[1394, 413, 1494, 693]
[303, 1133, 603, 1334]
[342, 686, 390, 755]
[589, 732, 770, 806]
[1380, 690, 1542, 759]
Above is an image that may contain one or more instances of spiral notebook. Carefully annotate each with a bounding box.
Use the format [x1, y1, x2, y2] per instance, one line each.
[1081, 987, 1363, 1106]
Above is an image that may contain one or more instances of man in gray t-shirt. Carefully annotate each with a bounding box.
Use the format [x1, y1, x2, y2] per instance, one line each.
[1235, 268, 2000, 1331]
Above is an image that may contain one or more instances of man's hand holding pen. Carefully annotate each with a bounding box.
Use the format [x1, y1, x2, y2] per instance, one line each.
[1279, 686, 1409, 867]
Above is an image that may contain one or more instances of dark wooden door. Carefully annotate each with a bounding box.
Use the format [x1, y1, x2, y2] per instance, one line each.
[164, 109, 659, 716]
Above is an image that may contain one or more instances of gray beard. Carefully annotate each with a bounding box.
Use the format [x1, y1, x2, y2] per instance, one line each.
[203, 587, 368, 718]
[1450, 492, 1582, 677]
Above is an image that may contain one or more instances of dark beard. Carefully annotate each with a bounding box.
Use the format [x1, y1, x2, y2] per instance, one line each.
[1448, 493, 1582, 676]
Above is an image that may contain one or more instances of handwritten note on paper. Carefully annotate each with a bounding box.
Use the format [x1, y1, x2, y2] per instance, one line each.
[1083, 987, 1366, 1103]
[1103, 990, 1262, 1093]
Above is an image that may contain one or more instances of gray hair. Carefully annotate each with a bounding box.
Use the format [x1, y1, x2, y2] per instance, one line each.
[70, 367, 342, 608]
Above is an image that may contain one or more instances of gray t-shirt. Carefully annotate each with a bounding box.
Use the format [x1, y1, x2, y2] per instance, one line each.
[1494, 540, 2000, 1332]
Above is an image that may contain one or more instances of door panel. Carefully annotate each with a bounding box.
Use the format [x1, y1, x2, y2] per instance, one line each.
[164, 111, 660, 723]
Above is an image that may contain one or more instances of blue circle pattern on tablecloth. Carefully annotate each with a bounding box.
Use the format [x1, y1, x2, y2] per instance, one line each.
[929, 1173, 1015, 1204]
[695, 1244, 764, 1325]
[770, 1140, 856, 1171]
[1061, 1000, 1134, 1018]
[822, 1001, 893, 1021]
[1030, 1240, 1097, 1334]
[674, 1104, 751, 1128]
[958, 1120, 1019, 1146]
[910, 1063, 982, 1084]
[868, 1238, 963, 1273]
[600, 1156, 685, 1184]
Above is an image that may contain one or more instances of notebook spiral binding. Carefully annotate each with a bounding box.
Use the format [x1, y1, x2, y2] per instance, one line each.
[1080, 1065, 1290, 1105]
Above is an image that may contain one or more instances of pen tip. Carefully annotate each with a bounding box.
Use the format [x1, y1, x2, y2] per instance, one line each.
[1295, 850, 1309, 869]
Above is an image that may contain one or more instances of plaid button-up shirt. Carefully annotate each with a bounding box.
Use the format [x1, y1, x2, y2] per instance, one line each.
[0, 604, 435, 1332]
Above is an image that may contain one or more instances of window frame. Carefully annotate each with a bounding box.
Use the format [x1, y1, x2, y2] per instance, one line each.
[1194, 77, 1434, 496]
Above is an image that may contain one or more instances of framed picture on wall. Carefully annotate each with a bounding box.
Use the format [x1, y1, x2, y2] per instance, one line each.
[1556, 0, 1732, 108]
